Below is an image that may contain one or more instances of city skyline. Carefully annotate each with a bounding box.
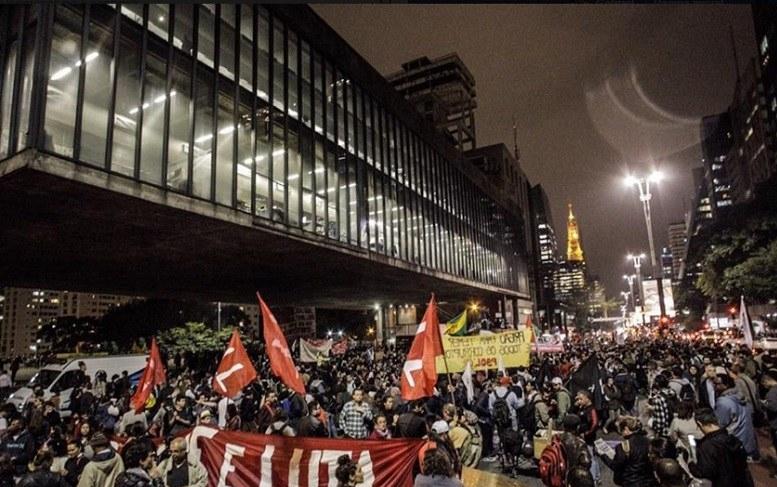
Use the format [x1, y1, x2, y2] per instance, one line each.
[314, 4, 757, 296]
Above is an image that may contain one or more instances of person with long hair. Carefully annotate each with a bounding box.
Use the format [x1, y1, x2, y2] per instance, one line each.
[597, 416, 654, 487]
[414, 448, 463, 487]
[334, 455, 363, 487]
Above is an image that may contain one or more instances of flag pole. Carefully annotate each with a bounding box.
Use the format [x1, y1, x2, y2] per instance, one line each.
[433, 294, 456, 406]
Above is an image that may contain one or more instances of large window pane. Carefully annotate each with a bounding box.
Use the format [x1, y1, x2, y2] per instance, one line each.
[172, 4, 194, 56]
[192, 67, 214, 199]
[44, 5, 83, 158]
[17, 20, 36, 150]
[313, 52, 323, 135]
[197, 5, 215, 69]
[301, 41, 311, 128]
[287, 31, 298, 120]
[255, 104, 270, 218]
[238, 5, 252, 93]
[325, 62, 335, 143]
[219, 4, 235, 81]
[0, 41, 18, 157]
[314, 140, 326, 235]
[139, 39, 168, 185]
[111, 18, 142, 177]
[272, 19, 284, 111]
[80, 6, 115, 167]
[215, 89, 234, 206]
[271, 117, 285, 221]
[167, 52, 191, 192]
[301, 130, 314, 231]
[236, 93, 252, 212]
[256, 8, 269, 101]
[288, 126, 301, 227]
[326, 147, 338, 239]
[147, 4, 168, 41]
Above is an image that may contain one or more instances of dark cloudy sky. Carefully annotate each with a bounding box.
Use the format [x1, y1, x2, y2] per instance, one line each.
[314, 4, 757, 297]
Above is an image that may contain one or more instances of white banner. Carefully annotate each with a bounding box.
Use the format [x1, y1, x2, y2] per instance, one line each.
[299, 339, 332, 363]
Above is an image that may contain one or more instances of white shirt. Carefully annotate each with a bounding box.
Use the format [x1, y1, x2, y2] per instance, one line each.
[217, 397, 229, 428]
[0, 374, 11, 388]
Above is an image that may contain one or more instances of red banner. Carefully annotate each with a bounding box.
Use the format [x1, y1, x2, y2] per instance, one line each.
[184, 426, 424, 487]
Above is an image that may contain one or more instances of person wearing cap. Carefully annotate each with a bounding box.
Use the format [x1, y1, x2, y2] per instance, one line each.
[418, 420, 461, 478]
[197, 409, 216, 427]
[551, 377, 572, 423]
[77, 432, 124, 487]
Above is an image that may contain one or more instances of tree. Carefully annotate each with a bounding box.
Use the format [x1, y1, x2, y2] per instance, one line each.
[156, 322, 233, 355]
[720, 239, 777, 302]
[37, 316, 99, 353]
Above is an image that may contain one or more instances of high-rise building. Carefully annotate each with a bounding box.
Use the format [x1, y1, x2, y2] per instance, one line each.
[529, 184, 562, 327]
[0, 287, 137, 358]
[555, 203, 587, 304]
[386, 54, 477, 151]
[752, 4, 777, 181]
[667, 221, 687, 280]
[700, 113, 734, 217]
[661, 247, 673, 280]
[727, 59, 774, 203]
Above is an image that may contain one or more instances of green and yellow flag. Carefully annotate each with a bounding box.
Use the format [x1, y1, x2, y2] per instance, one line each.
[445, 310, 468, 336]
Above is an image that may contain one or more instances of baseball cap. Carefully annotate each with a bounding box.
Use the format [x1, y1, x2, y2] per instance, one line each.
[431, 420, 450, 434]
[200, 409, 213, 419]
[551, 377, 563, 385]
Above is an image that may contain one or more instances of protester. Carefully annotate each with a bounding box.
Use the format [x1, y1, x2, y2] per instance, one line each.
[76, 433, 124, 487]
[18, 449, 68, 487]
[413, 448, 464, 487]
[597, 416, 653, 487]
[154, 437, 207, 487]
[688, 407, 754, 487]
[334, 454, 364, 487]
[713, 373, 759, 460]
[114, 442, 155, 487]
[339, 388, 372, 439]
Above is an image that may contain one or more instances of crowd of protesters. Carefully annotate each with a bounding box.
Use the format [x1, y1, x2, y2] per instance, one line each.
[0, 326, 775, 487]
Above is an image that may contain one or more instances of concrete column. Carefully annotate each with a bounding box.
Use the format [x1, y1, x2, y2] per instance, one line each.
[375, 306, 384, 344]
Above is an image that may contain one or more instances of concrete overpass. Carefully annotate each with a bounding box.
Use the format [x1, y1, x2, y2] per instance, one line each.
[0, 149, 529, 310]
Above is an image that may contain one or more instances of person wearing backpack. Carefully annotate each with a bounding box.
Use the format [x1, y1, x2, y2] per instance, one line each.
[614, 367, 638, 415]
[669, 367, 696, 405]
[551, 377, 572, 423]
[488, 376, 523, 431]
[596, 416, 654, 487]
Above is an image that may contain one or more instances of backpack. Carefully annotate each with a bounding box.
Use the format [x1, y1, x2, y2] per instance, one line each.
[538, 435, 568, 487]
[678, 382, 695, 404]
[492, 390, 511, 428]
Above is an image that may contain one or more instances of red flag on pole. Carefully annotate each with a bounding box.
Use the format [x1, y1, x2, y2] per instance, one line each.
[257, 293, 306, 395]
[130, 337, 166, 412]
[401, 294, 443, 401]
[212, 329, 258, 398]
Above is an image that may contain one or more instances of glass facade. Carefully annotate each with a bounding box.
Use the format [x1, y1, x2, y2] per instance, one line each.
[0, 3, 529, 294]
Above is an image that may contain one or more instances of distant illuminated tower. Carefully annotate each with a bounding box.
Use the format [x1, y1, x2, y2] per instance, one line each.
[566, 203, 585, 262]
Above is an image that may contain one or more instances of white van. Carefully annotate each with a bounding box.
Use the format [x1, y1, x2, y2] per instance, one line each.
[7, 354, 147, 414]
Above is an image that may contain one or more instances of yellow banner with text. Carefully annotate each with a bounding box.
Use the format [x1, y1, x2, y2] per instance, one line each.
[436, 329, 532, 372]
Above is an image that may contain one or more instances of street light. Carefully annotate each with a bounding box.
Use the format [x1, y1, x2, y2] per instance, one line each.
[622, 276, 636, 310]
[624, 171, 664, 275]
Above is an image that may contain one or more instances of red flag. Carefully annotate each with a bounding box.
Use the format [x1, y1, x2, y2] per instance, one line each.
[401, 294, 443, 401]
[257, 293, 306, 395]
[331, 338, 349, 355]
[213, 329, 258, 398]
[130, 337, 166, 412]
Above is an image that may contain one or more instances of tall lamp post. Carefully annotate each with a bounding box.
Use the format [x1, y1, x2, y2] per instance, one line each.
[624, 171, 663, 274]
[627, 253, 646, 324]
[623, 274, 636, 310]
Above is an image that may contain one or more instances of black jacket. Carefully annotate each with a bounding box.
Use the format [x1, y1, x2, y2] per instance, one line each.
[396, 411, 427, 439]
[601, 430, 654, 487]
[115, 469, 156, 487]
[18, 470, 69, 487]
[297, 415, 328, 437]
[689, 428, 755, 487]
[63, 455, 88, 487]
[0, 429, 35, 475]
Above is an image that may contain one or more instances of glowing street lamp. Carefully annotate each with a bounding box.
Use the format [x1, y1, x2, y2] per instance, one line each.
[623, 171, 664, 275]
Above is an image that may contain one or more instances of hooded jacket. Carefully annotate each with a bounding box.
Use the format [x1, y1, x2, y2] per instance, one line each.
[714, 388, 758, 457]
[689, 428, 754, 487]
[77, 448, 125, 487]
[601, 430, 653, 487]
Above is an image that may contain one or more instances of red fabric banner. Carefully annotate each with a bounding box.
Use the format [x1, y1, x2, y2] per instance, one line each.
[130, 338, 165, 412]
[184, 426, 424, 487]
[401, 294, 442, 400]
[257, 293, 306, 395]
[213, 329, 258, 399]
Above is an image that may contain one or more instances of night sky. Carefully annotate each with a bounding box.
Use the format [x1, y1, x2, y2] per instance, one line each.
[313, 4, 756, 298]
